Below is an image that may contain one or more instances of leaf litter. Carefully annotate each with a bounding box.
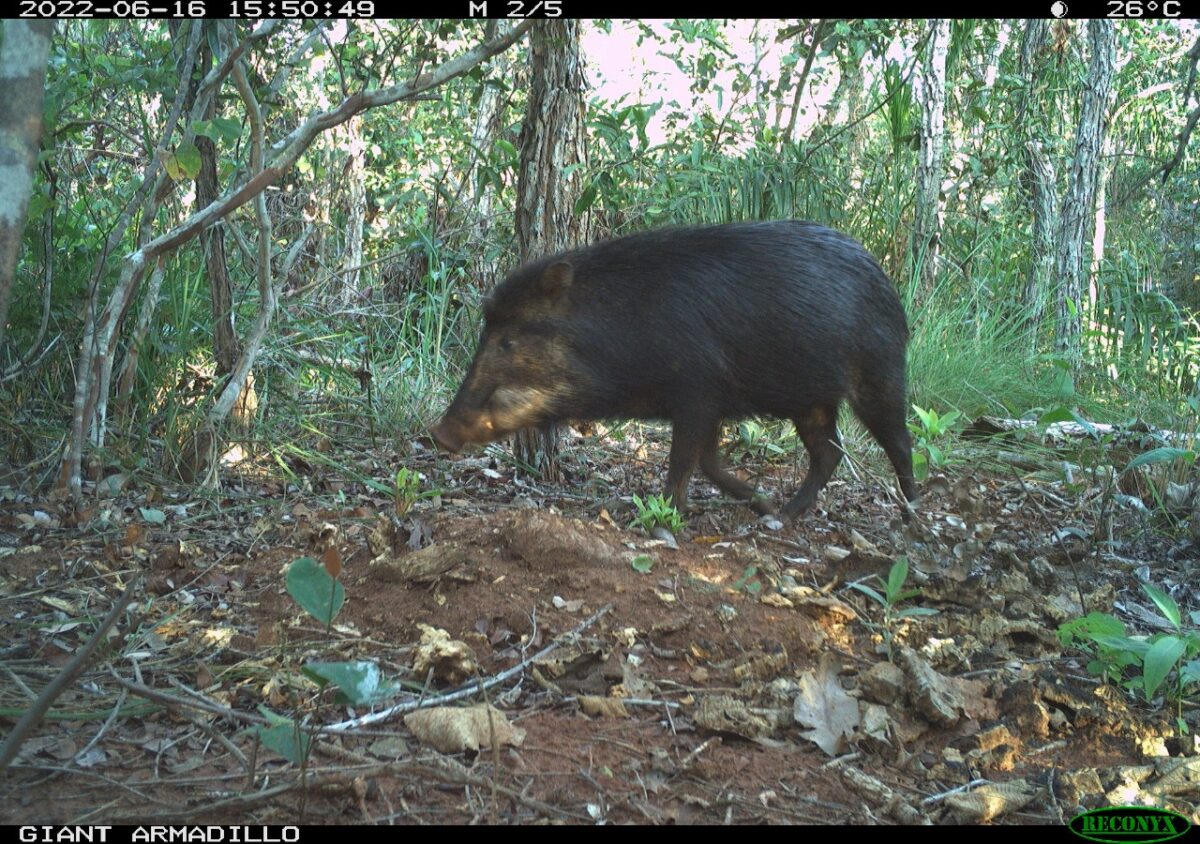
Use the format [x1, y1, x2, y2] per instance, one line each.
[0, 426, 1198, 824]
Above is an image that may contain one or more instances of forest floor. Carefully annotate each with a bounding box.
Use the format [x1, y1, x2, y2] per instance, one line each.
[1, 424, 1198, 825]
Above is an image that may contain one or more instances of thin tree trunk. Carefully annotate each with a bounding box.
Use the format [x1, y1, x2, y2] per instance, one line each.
[968, 21, 1008, 147]
[513, 20, 587, 482]
[1018, 19, 1052, 347]
[115, 258, 166, 404]
[1091, 134, 1111, 308]
[783, 20, 826, 144]
[339, 115, 366, 305]
[912, 19, 949, 301]
[468, 51, 509, 257]
[0, 21, 55, 355]
[1054, 21, 1115, 368]
[1025, 139, 1057, 349]
[198, 142, 239, 375]
[61, 22, 204, 498]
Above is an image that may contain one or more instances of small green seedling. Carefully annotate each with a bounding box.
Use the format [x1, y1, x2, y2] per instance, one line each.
[286, 556, 345, 632]
[1059, 582, 1200, 733]
[630, 493, 685, 535]
[849, 557, 937, 657]
[266, 557, 401, 765]
[254, 706, 312, 766]
[908, 405, 962, 480]
[736, 419, 789, 458]
[394, 467, 421, 517]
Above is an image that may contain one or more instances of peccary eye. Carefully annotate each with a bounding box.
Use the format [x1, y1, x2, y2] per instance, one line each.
[499, 338, 516, 352]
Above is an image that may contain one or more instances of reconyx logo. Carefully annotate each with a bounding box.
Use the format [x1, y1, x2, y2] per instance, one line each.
[1069, 807, 1191, 844]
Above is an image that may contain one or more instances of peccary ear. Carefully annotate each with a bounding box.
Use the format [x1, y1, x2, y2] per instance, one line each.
[538, 261, 573, 300]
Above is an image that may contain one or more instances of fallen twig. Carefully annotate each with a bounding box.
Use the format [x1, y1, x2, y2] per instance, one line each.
[324, 603, 613, 732]
[0, 577, 141, 771]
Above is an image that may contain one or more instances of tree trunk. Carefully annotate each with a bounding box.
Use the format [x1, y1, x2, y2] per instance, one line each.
[783, 20, 826, 144]
[842, 49, 867, 161]
[912, 19, 949, 301]
[194, 60, 239, 375]
[816, 52, 852, 132]
[1091, 133, 1111, 309]
[1018, 20, 1052, 347]
[1054, 21, 1115, 368]
[0, 21, 54, 355]
[1025, 139, 1057, 349]
[469, 51, 509, 273]
[339, 115, 366, 306]
[512, 20, 587, 482]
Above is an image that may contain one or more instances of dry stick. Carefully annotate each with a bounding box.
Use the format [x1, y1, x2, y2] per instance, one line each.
[246, 733, 259, 794]
[108, 669, 270, 727]
[324, 603, 613, 732]
[73, 687, 128, 766]
[921, 778, 992, 806]
[0, 578, 140, 771]
[1012, 469, 1088, 615]
[1, 662, 37, 699]
[678, 736, 720, 771]
[188, 713, 250, 769]
[108, 607, 614, 770]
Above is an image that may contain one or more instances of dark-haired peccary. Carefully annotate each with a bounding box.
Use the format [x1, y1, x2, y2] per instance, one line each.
[433, 221, 917, 519]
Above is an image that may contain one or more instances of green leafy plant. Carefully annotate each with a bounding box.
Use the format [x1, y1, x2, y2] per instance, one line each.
[1057, 612, 1139, 682]
[849, 557, 938, 656]
[261, 557, 403, 766]
[286, 556, 345, 632]
[735, 419, 789, 458]
[908, 405, 963, 480]
[302, 661, 401, 705]
[255, 706, 312, 766]
[1125, 447, 1198, 474]
[630, 494, 685, 534]
[1059, 582, 1200, 733]
[394, 466, 422, 517]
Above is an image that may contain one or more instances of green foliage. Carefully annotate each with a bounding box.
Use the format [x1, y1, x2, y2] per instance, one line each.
[1060, 583, 1200, 729]
[882, 60, 916, 154]
[1120, 444, 1197, 521]
[260, 557, 402, 764]
[630, 494, 685, 534]
[6, 19, 1200, 505]
[907, 406, 963, 480]
[902, 269, 1052, 422]
[849, 558, 938, 657]
[285, 556, 344, 631]
[139, 507, 166, 525]
[1058, 612, 1142, 682]
[301, 661, 400, 706]
[254, 706, 312, 766]
[735, 419, 791, 458]
[393, 467, 422, 517]
[1124, 447, 1197, 474]
[1088, 254, 1200, 398]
